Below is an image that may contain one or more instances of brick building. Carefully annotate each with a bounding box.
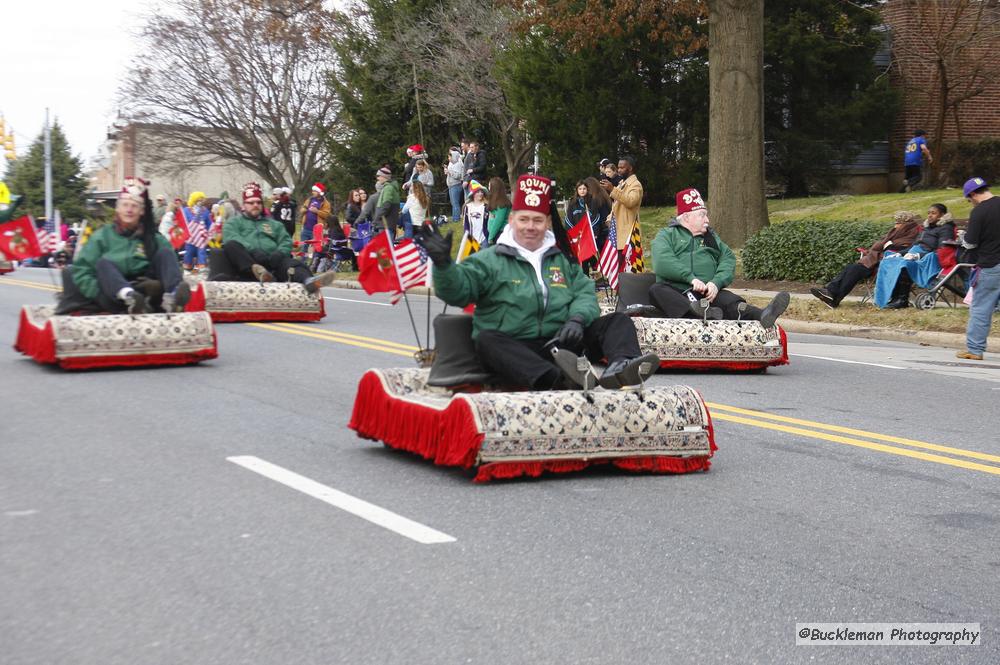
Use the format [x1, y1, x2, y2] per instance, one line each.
[884, 0, 1000, 189]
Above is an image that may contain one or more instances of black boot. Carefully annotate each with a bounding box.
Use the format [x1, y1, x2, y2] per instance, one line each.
[884, 297, 909, 310]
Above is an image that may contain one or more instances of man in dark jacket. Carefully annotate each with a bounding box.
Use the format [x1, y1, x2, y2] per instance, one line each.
[417, 174, 658, 390]
[270, 187, 297, 238]
[219, 182, 335, 293]
[957, 176, 1000, 360]
[649, 188, 789, 326]
[463, 140, 487, 190]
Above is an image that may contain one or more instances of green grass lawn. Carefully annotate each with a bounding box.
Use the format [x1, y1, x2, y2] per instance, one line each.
[636, 188, 972, 241]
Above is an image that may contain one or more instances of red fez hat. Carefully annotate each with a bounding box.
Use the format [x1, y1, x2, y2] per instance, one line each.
[676, 188, 706, 215]
[512, 174, 553, 215]
[242, 182, 263, 201]
[119, 176, 149, 203]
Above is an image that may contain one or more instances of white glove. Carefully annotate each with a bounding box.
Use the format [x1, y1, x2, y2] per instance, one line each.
[903, 253, 918, 261]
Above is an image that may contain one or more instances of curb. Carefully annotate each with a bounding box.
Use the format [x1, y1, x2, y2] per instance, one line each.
[328, 279, 997, 352]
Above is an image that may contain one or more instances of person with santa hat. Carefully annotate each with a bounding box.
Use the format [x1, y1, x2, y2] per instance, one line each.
[416, 173, 659, 391]
[648, 187, 789, 326]
[57, 178, 190, 315]
[298, 182, 331, 249]
[220, 182, 336, 293]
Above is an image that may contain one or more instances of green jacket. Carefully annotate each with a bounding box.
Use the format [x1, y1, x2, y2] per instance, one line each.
[377, 180, 401, 208]
[433, 243, 599, 340]
[486, 206, 510, 244]
[223, 213, 293, 255]
[71, 224, 172, 300]
[652, 220, 736, 291]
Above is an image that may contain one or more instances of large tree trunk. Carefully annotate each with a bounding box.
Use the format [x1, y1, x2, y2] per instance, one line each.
[707, 0, 768, 247]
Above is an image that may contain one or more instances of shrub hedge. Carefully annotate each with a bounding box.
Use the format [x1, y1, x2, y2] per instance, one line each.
[938, 139, 1000, 187]
[741, 219, 887, 282]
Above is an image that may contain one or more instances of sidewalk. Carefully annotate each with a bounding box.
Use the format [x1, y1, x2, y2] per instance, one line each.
[328, 279, 1000, 353]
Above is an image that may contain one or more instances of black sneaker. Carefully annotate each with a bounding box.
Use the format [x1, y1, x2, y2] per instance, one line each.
[163, 281, 192, 313]
[688, 297, 723, 320]
[810, 287, 837, 309]
[600, 353, 660, 388]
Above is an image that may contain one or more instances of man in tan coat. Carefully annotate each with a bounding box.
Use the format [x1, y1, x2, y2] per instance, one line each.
[600, 156, 644, 271]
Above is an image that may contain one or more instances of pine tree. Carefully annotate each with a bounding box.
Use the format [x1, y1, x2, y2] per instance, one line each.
[6, 121, 89, 222]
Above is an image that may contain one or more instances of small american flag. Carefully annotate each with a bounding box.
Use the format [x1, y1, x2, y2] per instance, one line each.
[35, 216, 58, 253]
[389, 238, 429, 304]
[598, 216, 621, 289]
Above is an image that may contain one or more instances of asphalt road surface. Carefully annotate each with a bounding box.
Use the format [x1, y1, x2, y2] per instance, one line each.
[2, 268, 998, 665]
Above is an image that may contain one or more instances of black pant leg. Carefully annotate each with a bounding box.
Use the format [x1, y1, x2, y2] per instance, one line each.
[584, 312, 641, 364]
[892, 270, 913, 299]
[648, 282, 696, 318]
[223, 241, 258, 278]
[149, 246, 182, 293]
[712, 289, 761, 319]
[271, 251, 312, 283]
[475, 330, 559, 390]
[826, 262, 872, 300]
[95, 258, 132, 307]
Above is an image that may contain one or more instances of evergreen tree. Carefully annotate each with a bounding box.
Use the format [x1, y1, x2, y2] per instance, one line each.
[6, 122, 88, 222]
[764, 0, 898, 195]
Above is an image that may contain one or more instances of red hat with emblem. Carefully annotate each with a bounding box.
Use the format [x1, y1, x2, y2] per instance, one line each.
[676, 187, 706, 215]
[119, 176, 149, 203]
[512, 174, 553, 215]
[242, 182, 263, 201]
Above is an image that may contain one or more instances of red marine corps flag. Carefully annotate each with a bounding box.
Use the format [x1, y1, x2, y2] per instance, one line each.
[357, 230, 402, 296]
[170, 207, 191, 249]
[0, 216, 43, 260]
[566, 208, 598, 264]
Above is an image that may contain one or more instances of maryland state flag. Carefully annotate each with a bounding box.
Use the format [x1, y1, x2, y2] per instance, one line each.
[456, 232, 479, 262]
[0, 216, 43, 260]
[357, 230, 402, 295]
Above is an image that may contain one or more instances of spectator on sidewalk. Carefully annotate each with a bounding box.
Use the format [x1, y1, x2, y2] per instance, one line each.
[402, 144, 427, 186]
[810, 211, 921, 308]
[464, 140, 487, 190]
[600, 156, 644, 271]
[446, 146, 465, 223]
[957, 177, 1000, 360]
[486, 177, 512, 245]
[299, 183, 331, 247]
[373, 167, 402, 239]
[875, 204, 956, 309]
[463, 181, 489, 246]
[271, 186, 298, 238]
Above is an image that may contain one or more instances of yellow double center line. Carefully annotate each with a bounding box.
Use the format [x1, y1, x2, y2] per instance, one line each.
[247, 321, 419, 357]
[0, 277, 60, 292]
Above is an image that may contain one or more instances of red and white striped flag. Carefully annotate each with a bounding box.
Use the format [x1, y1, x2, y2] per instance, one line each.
[188, 218, 208, 249]
[388, 237, 429, 304]
[598, 215, 621, 289]
[34, 216, 58, 253]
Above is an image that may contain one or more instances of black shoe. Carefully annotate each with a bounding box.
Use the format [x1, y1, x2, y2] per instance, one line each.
[163, 281, 191, 313]
[759, 291, 790, 328]
[625, 303, 660, 318]
[599, 353, 660, 389]
[688, 297, 723, 320]
[304, 271, 337, 294]
[551, 349, 599, 390]
[810, 287, 838, 309]
[884, 297, 909, 309]
[123, 290, 149, 315]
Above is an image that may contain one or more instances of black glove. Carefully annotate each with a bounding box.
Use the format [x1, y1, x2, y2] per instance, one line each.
[554, 316, 585, 348]
[416, 222, 453, 267]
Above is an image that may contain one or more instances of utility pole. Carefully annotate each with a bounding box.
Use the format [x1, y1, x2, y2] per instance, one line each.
[412, 63, 425, 148]
[44, 109, 53, 224]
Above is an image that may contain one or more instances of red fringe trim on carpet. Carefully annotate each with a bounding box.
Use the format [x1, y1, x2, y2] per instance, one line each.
[14, 308, 57, 363]
[473, 455, 712, 482]
[184, 283, 207, 313]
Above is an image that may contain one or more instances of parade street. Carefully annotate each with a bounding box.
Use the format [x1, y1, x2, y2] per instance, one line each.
[1, 269, 998, 665]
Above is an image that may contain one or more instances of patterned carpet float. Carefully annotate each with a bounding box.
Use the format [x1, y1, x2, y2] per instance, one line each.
[15, 305, 217, 370]
[349, 367, 716, 482]
[0, 261, 13, 275]
[632, 317, 788, 371]
[185, 280, 325, 322]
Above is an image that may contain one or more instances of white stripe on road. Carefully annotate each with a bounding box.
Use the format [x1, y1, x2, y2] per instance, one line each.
[226, 456, 456, 544]
[323, 295, 392, 307]
[790, 353, 905, 370]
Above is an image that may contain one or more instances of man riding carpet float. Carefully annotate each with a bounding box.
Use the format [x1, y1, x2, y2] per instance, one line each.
[57, 178, 191, 315]
[647, 187, 790, 327]
[217, 182, 337, 293]
[415, 173, 660, 391]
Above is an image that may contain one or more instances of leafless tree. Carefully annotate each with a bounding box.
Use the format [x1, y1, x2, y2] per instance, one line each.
[389, 1, 534, 188]
[889, 0, 1000, 170]
[118, 0, 341, 201]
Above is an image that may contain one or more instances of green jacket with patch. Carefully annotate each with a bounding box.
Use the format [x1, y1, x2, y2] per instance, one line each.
[223, 213, 293, 255]
[71, 224, 173, 300]
[651, 220, 736, 292]
[433, 244, 599, 340]
[377, 180, 402, 208]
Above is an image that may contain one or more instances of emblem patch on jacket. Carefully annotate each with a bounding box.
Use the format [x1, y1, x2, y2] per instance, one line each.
[134, 243, 146, 258]
[548, 266, 566, 286]
[262, 222, 272, 235]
